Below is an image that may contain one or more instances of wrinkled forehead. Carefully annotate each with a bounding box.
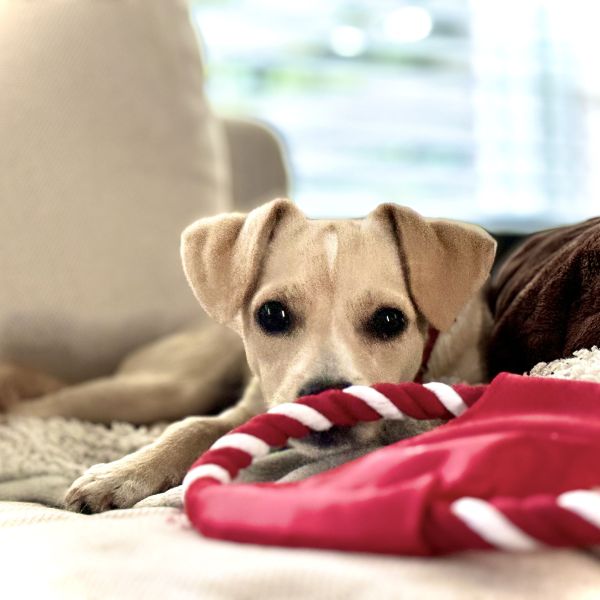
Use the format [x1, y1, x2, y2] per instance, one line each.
[257, 216, 409, 293]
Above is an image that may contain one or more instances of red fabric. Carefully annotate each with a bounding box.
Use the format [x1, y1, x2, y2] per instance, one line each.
[186, 374, 600, 555]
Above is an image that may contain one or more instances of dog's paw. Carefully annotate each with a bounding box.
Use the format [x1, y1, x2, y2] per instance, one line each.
[64, 452, 178, 514]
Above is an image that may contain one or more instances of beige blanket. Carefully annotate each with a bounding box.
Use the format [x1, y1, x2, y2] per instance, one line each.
[2, 501, 600, 600]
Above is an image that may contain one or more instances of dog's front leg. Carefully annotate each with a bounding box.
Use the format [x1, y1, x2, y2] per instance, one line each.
[64, 377, 265, 513]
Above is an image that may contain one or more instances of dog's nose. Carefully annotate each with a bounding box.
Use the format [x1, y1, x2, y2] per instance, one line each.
[297, 378, 352, 397]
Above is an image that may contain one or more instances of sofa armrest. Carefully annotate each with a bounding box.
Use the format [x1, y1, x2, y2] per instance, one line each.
[221, 117, 290, 212]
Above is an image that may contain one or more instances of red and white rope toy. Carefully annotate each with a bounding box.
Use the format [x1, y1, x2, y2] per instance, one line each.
[183, 381, 481, 488]
[183, 374, 600, 556]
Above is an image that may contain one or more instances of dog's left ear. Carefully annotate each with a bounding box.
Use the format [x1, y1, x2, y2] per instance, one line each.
[370, 204, 497, 332]
[181, 198, 304, 325]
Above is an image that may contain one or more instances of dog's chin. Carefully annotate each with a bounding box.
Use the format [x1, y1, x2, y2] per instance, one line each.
[289, 423, 382, 458]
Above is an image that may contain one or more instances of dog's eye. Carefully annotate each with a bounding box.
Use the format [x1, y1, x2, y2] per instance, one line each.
[256, 301, 293, 335]
[366, 307, 407, 340]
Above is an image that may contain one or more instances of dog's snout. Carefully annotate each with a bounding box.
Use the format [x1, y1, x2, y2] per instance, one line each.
[298, 378, 352, 398]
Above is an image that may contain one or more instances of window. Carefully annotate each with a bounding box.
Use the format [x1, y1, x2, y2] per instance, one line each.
[191, 0, 599, 230]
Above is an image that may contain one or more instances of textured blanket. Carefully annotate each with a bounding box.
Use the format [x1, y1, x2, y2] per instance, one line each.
[1, 348, 599, 511]
[0, 418, 166, 507]
[487, 217, 600, 376]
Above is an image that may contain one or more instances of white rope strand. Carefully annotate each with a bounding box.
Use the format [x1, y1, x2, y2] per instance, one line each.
[343, 385, 405, 420]
[268, 403, 333, 431]
[211, 432, 270, 458]
[423, 382, 469, 417]
[557, 490, 600, 529]
[183, 464, 231, 492]
[451, 497, 542, 551]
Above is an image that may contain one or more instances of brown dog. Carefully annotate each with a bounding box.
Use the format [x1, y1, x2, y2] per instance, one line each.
[1, 200, 496, 512]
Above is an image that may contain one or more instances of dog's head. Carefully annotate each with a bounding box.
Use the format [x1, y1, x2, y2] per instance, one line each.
[182, 199, 496, 407]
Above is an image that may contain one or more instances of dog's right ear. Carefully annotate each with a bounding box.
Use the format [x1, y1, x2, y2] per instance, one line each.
[369, 204, 496, 332]
[181, 198, 302, 325]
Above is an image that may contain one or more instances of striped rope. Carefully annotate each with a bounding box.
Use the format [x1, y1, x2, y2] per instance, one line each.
[183, 381, 600, 553]
[182, 381, 476, 493]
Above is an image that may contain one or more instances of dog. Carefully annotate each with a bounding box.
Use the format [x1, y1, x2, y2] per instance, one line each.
[0, 199, 496, 512]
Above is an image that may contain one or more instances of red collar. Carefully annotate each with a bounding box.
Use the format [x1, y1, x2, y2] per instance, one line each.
[414, 327, 439, 383]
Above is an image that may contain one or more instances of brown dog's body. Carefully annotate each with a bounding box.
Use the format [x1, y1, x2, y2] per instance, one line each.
[1, 201, 496, 512]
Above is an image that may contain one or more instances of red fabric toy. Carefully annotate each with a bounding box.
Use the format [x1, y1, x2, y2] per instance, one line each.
[184, 373, 600, 556]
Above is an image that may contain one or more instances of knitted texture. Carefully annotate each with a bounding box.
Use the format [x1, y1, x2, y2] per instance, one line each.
[0, 417, 165, 506]
[529, 346, 600, 383]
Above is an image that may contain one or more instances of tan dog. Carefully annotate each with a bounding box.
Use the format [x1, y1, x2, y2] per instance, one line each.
[1, 200, 496, 512]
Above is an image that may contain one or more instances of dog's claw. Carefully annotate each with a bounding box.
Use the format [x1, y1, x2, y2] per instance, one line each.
[79, 502, 93, 515]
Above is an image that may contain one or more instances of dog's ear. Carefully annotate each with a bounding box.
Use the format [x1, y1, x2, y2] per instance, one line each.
[370, 204, 496, 332]
[181, 198, 303, 325]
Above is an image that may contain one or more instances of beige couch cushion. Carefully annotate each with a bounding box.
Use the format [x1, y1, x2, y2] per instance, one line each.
[0, 0, 230, 381]
[223, 118, 289, 212]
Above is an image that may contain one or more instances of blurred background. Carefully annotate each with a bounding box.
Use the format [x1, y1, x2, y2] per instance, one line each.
[192, 0, 599, 231]
[1, 0, 598, 380]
